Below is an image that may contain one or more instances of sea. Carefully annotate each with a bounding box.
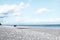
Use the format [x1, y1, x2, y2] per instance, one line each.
[0, 24, 60, 28]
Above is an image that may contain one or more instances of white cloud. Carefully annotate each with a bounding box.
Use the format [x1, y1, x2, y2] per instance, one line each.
[12, 2, 30, 23]
[0, 4, 16, 13]
[1, 1, 59, 24]
[12, 2, 30, 16]
[12, 2, 24, 16]
[3, 16, 60, 24]
[22, 18, 60, 24]
[0, 2, 30, 24]
[0, 2, 30, 17]
[19, 2, 24, 6]
[35, 8, 48, 14]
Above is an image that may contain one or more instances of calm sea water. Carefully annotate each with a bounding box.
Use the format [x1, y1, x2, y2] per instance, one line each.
[1, 25, 60, 28]
[16, 26, 60, 28]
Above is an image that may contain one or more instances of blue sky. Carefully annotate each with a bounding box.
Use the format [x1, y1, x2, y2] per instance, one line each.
[0, 0, 60, 25]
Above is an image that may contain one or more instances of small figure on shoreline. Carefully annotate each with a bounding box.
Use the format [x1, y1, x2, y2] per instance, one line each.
[0, 23, 2, 25]
[14, 25, 17, 27]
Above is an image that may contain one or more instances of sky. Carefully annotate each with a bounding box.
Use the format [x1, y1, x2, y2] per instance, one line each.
[0, 0, 60, 25]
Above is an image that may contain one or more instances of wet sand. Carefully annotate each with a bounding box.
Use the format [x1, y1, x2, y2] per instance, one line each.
[0, 26, 60, 40]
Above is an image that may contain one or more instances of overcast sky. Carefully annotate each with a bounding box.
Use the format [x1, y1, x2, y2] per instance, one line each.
[0, 0, 60, 25]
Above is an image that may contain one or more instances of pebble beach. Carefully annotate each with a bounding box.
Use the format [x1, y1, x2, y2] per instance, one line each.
[0, 26, 60, 40]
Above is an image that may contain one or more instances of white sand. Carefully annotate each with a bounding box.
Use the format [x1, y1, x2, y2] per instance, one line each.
[0, 26, 60, 40]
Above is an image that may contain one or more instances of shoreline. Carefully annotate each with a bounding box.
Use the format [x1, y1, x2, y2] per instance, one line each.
[1, 25, 60, 29]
